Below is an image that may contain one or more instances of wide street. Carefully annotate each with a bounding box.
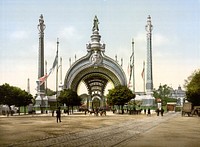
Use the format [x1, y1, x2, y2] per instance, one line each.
[0, 112, 200, 147]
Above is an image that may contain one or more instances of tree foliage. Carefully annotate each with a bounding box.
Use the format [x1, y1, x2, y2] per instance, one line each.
[58, 89, 81, 114]
[0, 83, 33, 109]
[153, 84, 176, 106]
[153, 84, 171, 99]
[184, 69, 200, 106]
[46, 88, 56, 96]
[107, 85, 135, 107]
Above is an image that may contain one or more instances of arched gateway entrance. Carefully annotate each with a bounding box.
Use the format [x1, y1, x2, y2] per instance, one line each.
[64, 16, 127, 109]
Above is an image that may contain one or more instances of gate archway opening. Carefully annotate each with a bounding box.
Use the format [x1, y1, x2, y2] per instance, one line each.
[92, 97, 101, 109]
[77, 80, 114, 109]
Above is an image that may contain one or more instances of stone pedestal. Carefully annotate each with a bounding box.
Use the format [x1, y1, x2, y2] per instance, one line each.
[35, 92, 47, 113]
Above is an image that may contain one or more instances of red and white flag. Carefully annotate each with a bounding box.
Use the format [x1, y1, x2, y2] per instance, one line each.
[38, 74, 48, 85]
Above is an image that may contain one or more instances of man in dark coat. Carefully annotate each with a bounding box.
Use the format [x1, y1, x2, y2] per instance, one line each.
[56, 107, 61, 123]
[147, 108, 151, 116]
[161, 108, 164, 116]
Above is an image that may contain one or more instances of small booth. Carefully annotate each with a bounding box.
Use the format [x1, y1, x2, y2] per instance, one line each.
[167, 102, 176, 112]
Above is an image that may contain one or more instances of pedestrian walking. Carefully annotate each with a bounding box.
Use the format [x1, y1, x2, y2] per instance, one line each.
[56, 107, 61, 123]
[147, 108, 151, 116]
[161, 108, 164, 116]
[52, 110, 54, 117]
[156, 108, 160, 116]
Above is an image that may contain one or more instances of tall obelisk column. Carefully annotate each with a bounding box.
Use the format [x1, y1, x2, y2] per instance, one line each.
[145, 15, 153, 94]
[36, 14, 46, 112]
[38, 14, 46, 92]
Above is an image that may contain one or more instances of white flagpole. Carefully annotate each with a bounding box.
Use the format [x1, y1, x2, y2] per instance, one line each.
[143, 61, 145, 94]
[45, 60, 47, 95]
[69, 57, 71, 67]
[56, 38, 59, 103]
[132, 39, 135, 93]
[60, 57, 62, 85]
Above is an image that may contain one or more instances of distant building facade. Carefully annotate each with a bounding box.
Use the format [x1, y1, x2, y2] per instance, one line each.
[170, 86, 186, 105]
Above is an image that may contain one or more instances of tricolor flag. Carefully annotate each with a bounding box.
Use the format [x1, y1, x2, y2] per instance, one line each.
[38, 74, 48, 85]
[141, 61, 145, 80]
[128, 40, 134, 88]
[35, 74, 48, 91]
[36, 39, 59, 91]
[37, 49, 58, 85]
[141, 68, 144, 79]
[49, 49, 58, 75]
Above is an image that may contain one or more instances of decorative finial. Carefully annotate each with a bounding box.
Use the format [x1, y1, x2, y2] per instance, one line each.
[37, 14, 46, 33]
[145, 15, 153, 33]
[92, 15, 99, 31]
[57, 38, 59, 44]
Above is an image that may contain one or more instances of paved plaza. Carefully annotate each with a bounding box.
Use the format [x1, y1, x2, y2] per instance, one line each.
[0, 112, 200, 147]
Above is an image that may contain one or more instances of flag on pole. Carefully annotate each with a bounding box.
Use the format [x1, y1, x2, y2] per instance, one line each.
[128, 39, 134, 88]
[38, 74, 48, 85]
[141, 68, 144, 79]
[35, 74, 48, 91]
[37, 49, 58, 86]
[129, 64, 133, 83]
[141, 61, 145, 79]
[49, 49, 58, 75]
[127, 63, 130, 88]
[36, 39, 59, 91]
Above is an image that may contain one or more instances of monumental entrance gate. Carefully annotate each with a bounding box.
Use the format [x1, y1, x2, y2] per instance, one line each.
[64, 16, 127, 109]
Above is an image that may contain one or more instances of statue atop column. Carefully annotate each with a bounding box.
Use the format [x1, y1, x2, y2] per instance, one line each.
[92, 15, 99, 31]
[87, 15, 105, 53]
[35, 14, 47, 113]
[145, 15, 153, 33]
[37, 14, 46, 34]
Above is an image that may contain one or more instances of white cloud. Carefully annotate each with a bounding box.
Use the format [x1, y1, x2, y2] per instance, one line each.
[153, 33, 169, 47]
[135, 32, 146, 43]
[58, 26, 82, 40]
[10, 30, 28, 40]
[1, 1, 199, 96]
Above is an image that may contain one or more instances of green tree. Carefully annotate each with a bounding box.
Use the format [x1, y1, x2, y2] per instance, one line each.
[0, 83, 16, 107]
[153, 84, 176, 106]
[58, 89, 81, 114]
[46, 88, 56, 96]
[184, 69, 200, 106]
[0, 83, 33, 115]
[153, 84, 171, 99]
[17, 90, 33, 114]
[106, 85, 135, 114]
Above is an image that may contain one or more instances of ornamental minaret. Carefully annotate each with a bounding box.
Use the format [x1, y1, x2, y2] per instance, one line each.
[37, 14, 46, 93]
[86, 15, 105, 67]
[145, 15, 153, 94]
[35, 14, 46, 111]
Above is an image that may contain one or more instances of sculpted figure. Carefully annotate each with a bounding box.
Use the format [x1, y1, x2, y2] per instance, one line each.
[92, 15, 99, 31]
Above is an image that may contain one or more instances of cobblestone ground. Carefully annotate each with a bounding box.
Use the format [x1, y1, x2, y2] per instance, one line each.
[1, 112, 182, 147]
[1, 112, 200, 147]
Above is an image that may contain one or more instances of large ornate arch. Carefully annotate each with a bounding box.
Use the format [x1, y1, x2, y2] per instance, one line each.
[63, 16, 127, 108]
[64, 55, 127, 90]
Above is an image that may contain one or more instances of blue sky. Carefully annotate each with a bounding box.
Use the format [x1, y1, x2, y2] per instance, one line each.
[0, 0, 200, 95]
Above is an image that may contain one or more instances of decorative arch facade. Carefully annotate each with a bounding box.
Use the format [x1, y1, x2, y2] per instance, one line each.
[64, 16, 127, 109]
